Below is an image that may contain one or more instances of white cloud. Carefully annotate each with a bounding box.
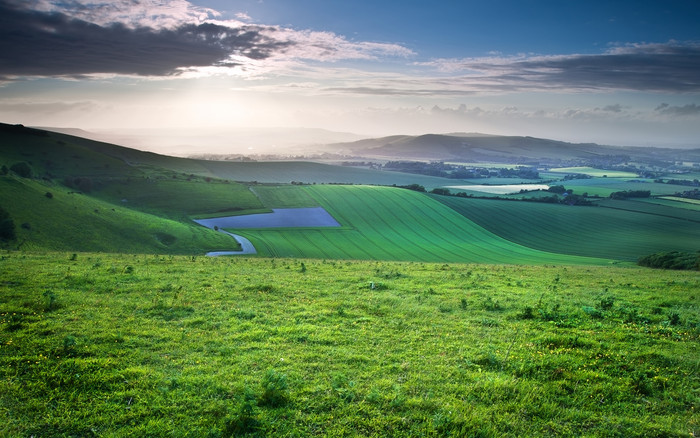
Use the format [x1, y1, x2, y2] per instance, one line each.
[235, 12, 253, 22]
[20, 0, 219, 29]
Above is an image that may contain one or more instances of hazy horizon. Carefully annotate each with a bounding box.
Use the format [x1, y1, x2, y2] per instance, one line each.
[2, 0, 700, 150]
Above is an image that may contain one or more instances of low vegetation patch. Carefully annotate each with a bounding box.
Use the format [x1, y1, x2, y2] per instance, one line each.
[638, 250, 700, 270]
[1, 253, 698, 437]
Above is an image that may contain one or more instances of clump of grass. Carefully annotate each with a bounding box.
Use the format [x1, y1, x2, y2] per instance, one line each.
[331, 373, 357, 402]
[517, 305, 535, 319]
[259, 368, 288, 407]
[667, 311, 681, 326]
[42, 290, 57, 311]
[223, 387, 260, 437]
[482, 296, 503, 311]
[599, 295, 615, 310]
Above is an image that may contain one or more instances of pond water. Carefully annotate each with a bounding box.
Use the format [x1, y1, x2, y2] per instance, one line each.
[194, 207, 341, 229]
[446, 184, 550, 195]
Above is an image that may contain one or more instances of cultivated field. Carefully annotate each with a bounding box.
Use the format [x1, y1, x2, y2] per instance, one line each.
[433, 195, 700, 261]
[231, 185, 611, 265]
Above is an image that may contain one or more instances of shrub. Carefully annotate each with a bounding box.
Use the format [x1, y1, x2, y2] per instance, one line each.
[10, 162, 32, 178]
[0, 206, 16, 241]
[638, 251, 699, 270]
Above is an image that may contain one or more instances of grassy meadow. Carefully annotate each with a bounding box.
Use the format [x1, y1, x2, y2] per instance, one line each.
[1, 125, 699, 436]
[1, 253, 698, 437]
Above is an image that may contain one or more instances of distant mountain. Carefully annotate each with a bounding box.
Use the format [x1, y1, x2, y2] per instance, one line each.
[323, 133, 700, 164]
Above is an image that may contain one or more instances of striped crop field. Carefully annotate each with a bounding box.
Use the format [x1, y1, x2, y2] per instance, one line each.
[230, 185, 612, 265]
[596, 198, 700, 220]
[433, 195, 700, 261]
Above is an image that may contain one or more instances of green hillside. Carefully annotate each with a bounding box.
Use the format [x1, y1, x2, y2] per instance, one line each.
[0, 175, 237, 253]
[1, 124, 697, 264]
[1, 253, 697, 437]
[433, 195, 700, 261]
[232, 185, 612, 265]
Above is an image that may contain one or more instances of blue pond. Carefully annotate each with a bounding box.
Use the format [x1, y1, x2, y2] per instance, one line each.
[194, 207, 341, 229]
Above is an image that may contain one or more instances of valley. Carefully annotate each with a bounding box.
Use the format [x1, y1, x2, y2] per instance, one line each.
[0, 123, 698, 437]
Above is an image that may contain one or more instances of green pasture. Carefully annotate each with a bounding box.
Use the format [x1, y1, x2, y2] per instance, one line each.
[232, 185, 611, 265]
[661, 171, 700, 180]
[93, 178, 264, 218]
[0, 176, 236, 254]
[654, 197, 700, 209]
[1, 253, 697, 437]
[561, 178, 682, 197]
[433, 195, 700, 261]
[548, 167, 639, 178]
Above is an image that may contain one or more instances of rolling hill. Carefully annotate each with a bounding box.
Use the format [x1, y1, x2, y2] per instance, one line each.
[1, 123, 698, 265]
[323, 132, 700, 164]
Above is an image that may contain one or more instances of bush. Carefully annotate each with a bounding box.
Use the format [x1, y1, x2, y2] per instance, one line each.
[10, 162, 32, 178]
[638, 251, 699, 270]
[0, 206, 16, 241]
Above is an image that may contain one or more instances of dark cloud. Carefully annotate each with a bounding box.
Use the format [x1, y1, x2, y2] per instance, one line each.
[0, 1, 291, 77]
[468, 43, 700, 93]
[654, 103, 700, 116]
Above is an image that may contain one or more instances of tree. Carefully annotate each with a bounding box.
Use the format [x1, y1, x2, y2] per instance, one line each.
[430, 188, 450, 196]
[547, 185, 567, 194]
[0, 206, 16, 241]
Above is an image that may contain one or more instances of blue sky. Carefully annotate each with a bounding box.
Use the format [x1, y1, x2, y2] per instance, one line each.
[1, 0, 699, 149]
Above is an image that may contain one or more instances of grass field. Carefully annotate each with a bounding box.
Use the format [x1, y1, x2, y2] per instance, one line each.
[556, 178, 683, 197]
[231, 185, 611, 265]
[1, 253, 697, 437]
[93, 178, 265, 218]
[432, 195, 700, 261]
[656, 196, 700, 208]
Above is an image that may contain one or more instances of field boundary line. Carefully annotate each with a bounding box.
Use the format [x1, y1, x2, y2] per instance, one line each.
[597, 202, 700, 224]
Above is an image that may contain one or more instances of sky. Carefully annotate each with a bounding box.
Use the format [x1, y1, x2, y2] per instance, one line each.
[1, 0, 700, 150]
